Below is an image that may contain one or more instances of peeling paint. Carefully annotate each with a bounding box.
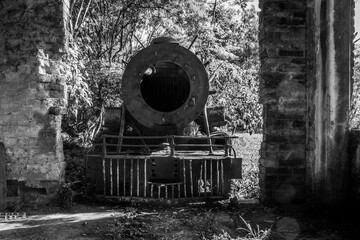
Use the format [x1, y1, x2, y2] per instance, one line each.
[328, 0, 338, 139]
[310, 0, 352, 206]
[314, 0, 323, 179]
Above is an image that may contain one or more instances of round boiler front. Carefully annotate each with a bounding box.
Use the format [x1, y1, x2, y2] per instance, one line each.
[122, 40, 209, 130]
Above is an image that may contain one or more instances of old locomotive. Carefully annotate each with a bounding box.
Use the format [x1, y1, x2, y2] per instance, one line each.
[87, 37, 242, 202]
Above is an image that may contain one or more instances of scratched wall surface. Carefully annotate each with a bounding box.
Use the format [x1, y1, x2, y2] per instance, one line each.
[306, 0, 353, 207]
[0, 0, 69, 204]
[259, 0, 354, 206]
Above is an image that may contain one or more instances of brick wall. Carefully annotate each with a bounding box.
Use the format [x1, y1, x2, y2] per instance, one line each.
[259, 0, 307, 204]
[259, 0, 354, 206]
[0, 0, 69, 205]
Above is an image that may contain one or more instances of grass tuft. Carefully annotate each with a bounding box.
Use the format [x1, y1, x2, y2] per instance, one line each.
[236, 216, 271, 239]
[210, 216, 271, 240]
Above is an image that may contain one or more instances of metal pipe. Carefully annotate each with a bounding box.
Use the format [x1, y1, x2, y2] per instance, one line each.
[202, 108, 213, 154]
[199, 162, 203, 195]
[102, 137, 106, 196]
[172, 184, 175, 198]
[220, 160, 224, 194]
[170, 136, 175, 156]
[188, 35, 198, 49]
[102, 134, 237, 140]
[183, 160, 187, 198]
[144, 159, 147, 197]
[190, 159, 193, 198]
[110, 159, 113, 195]
[137, 159, 140, 197]
[204, 160, 207, 197]
[123, 159, 126, 196]
[130, 159, 133, 196]
[217, 160, 220, 195]
[117, 159, 120, 196]
[117, 105, 126, 152]
[210, 160, 213, 196]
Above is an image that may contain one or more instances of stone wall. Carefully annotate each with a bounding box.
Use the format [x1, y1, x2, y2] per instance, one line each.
[258, 0, 307, 204]
[0, 0, 69, 205]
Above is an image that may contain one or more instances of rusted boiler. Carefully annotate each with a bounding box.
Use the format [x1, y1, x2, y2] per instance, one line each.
[87, 37, 242, 202]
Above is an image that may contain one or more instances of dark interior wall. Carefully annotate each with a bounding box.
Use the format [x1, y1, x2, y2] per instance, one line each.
[0, 144, 6, 209]
[350, 131, 360, 205]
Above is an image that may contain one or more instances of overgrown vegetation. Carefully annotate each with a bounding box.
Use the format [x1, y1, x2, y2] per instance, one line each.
[236, 216, 271, 240]
[63, 133, 262, 202]
[233, 160, 259, 199]
[351, 43, 360, 129]
[92, 206, 272, 240]
[61, 0, 262, 208]
[63, 0, 261, 147]
[230, 134, 261, 199]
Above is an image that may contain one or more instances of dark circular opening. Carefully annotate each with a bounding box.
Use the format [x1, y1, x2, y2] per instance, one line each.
[140, 62, 190, 112]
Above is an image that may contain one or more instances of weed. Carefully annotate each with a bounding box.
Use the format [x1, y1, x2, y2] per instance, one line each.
[210, 216, 271, 240]
[236, 216, 271, 239]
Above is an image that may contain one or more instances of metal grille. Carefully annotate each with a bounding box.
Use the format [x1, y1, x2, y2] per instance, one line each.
[87, 134, 241, 201]
[102, 157, 226, 199]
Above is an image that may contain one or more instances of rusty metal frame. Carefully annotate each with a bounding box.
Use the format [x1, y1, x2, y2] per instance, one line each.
[87, 135, 241, 202]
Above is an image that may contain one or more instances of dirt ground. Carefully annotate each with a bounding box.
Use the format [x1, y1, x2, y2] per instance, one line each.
[1, 200, 360, 240]
[1, 134, 359, 240]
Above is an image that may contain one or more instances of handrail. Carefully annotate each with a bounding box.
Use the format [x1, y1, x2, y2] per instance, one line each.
[101, 134, 238, 139]
[98, 134, 236, 157]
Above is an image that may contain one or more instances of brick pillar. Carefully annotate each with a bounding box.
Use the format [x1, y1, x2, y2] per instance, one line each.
[259, 0, 307, 204]
[0, 0, 69, 203]
[259, 0, 354, 206]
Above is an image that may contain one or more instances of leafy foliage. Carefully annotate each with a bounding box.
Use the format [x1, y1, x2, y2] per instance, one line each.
[63, 0, 262, 146]
[350, 43, 360, 129]
[231, 160, 260, 199]
[149, 0, 262, 133]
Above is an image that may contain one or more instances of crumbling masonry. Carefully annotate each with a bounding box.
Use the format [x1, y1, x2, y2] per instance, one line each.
[0, 0, 69, 207]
